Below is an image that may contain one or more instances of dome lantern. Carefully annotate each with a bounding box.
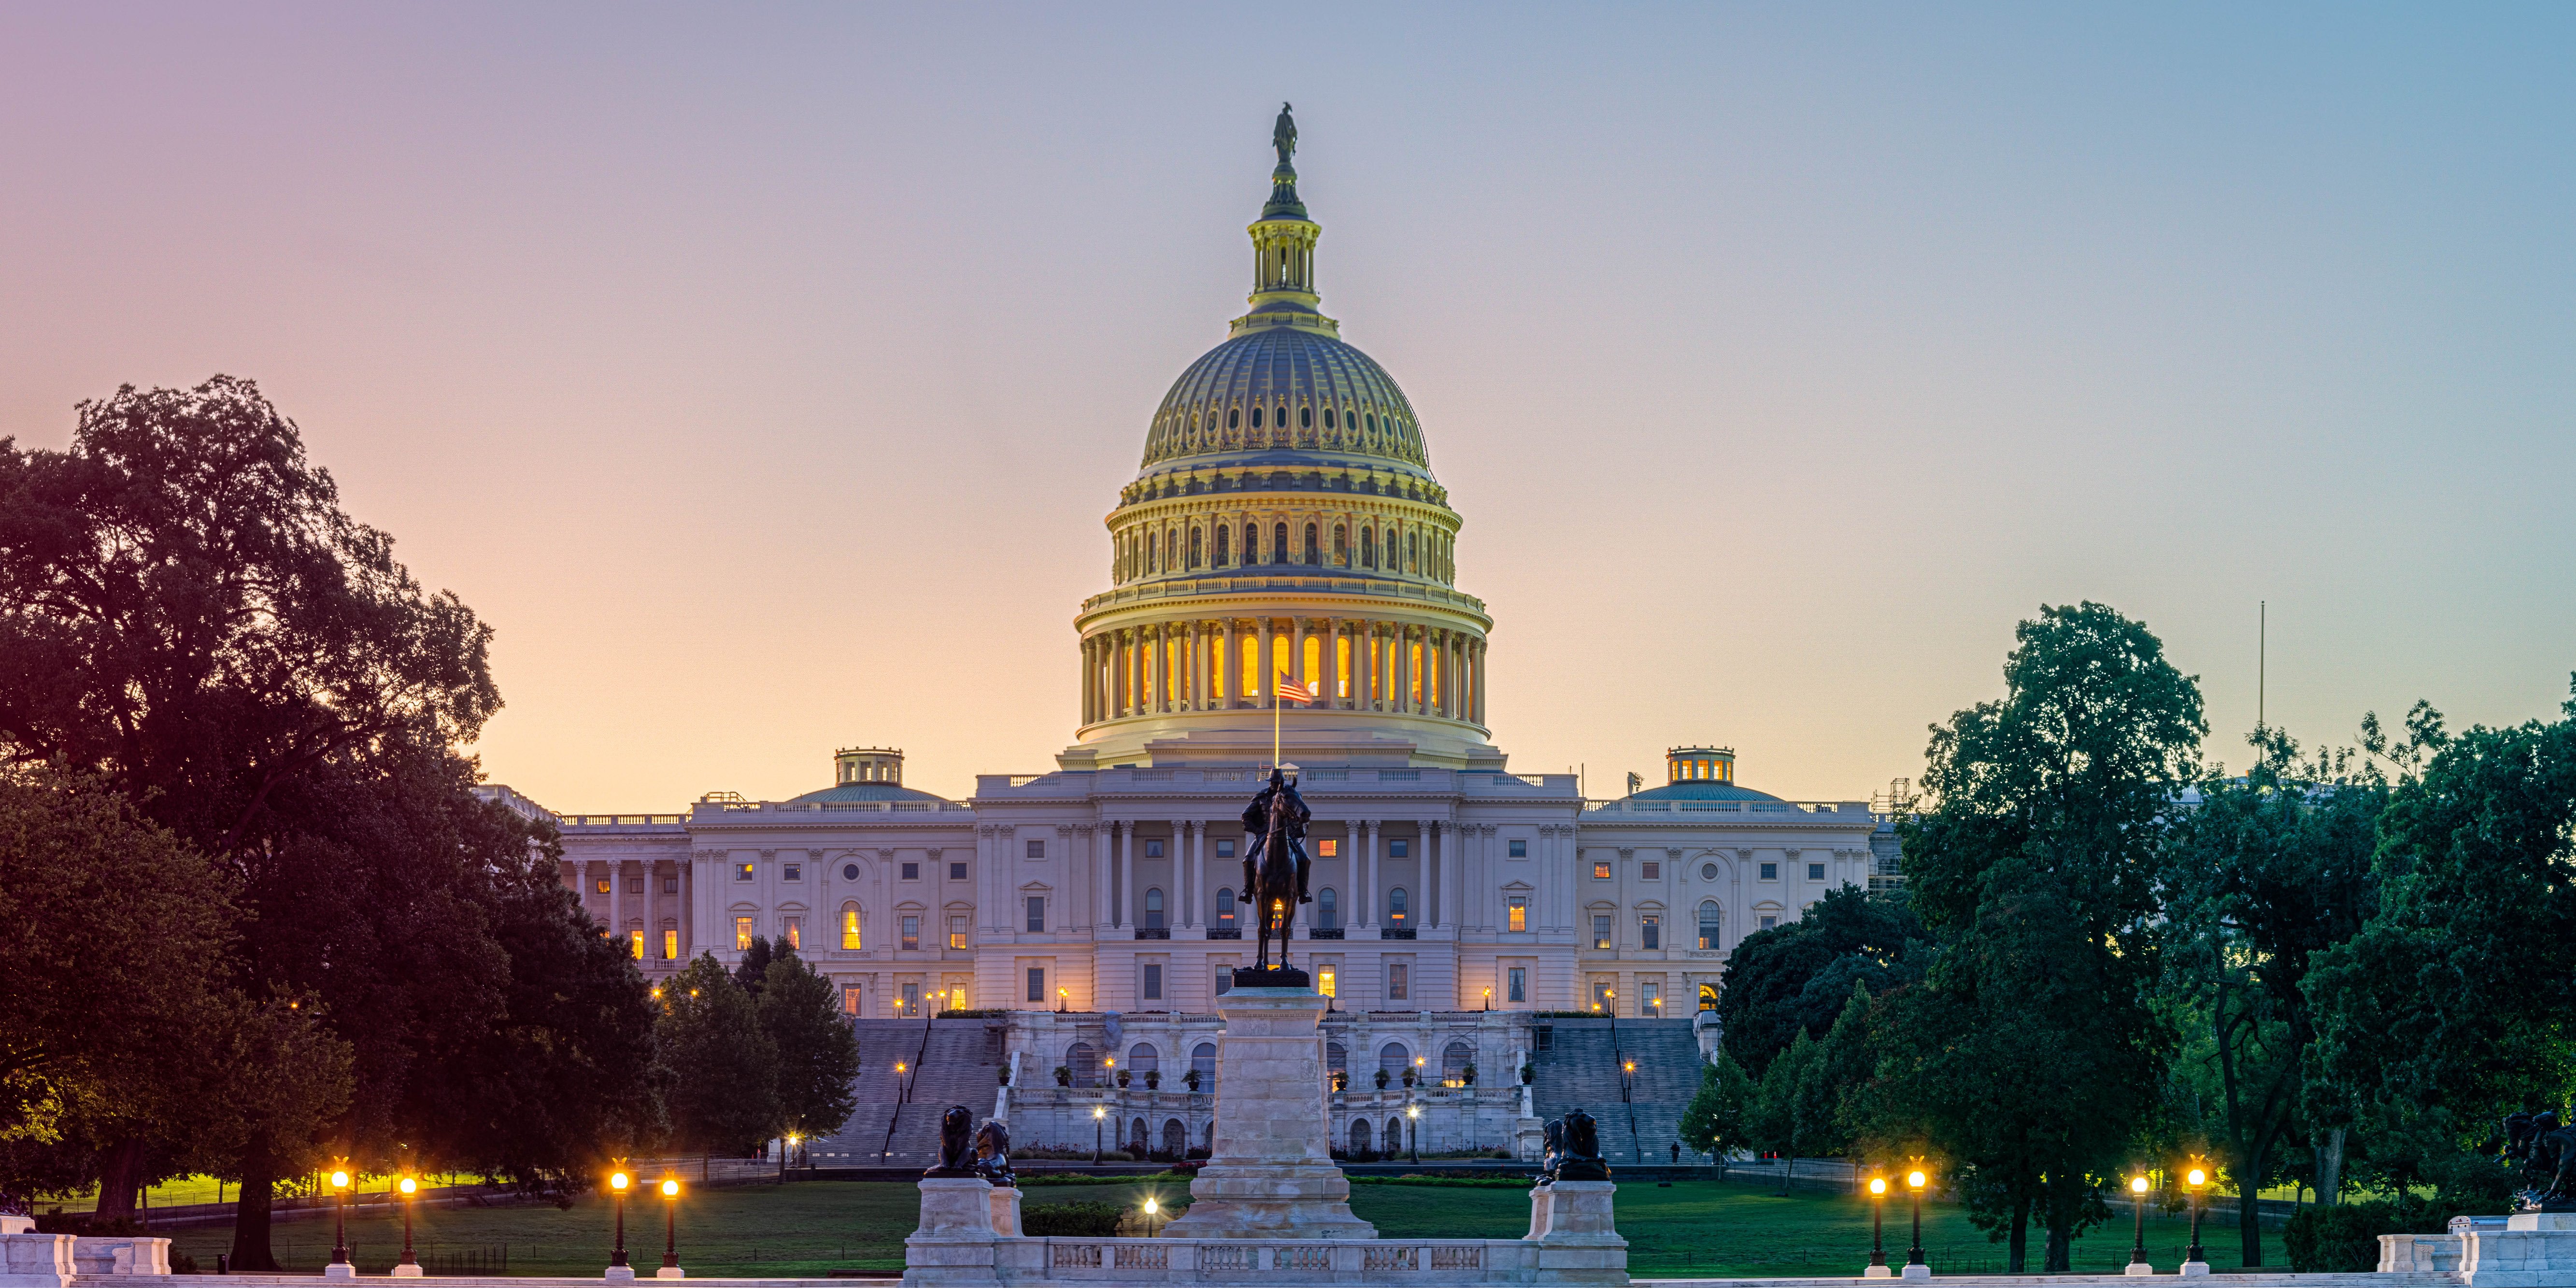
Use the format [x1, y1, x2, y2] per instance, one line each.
[1234, 103, 1338, 340]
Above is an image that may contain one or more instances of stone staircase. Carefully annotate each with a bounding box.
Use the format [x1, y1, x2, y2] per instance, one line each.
[805, 1019, 1005, 1166]
[1528, 1018, 1702, 1167]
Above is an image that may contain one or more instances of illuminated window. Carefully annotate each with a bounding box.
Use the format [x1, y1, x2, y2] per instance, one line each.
[783, 916, 801, 950]
[1698, 901, 1722, 950]
[842, 985, 863, 1015]
[1388, 888, 1409, 924]
[1642, 861, 1660, 880]
[1507, 897, 1527, 933]
[949, 916, 968, 950]
[1336, 635, 1351, 694]
[1807, 862, 1826, 882]
[735, 863, 754, 882]
[1593, 915, 1612, 950]
[595, 878, 612, 894]
[1303, 634, 1320, 682]
[1026, 968, 1045, 1003]
[1640, 914, 1660, 950]
[734, 917, 754, 950]
[1388, 963, 1409, 1000]
[1699, 981, 1719, 1011]
[901, 916, 920, 951]
[1509, 839, 1527, 858]
[662, 929, 678, 960]
[1317, 838, 1338, 858]
[1319, 965, 1337, 997]
[629, 930, 645, 960]
[1759, 862, 1779, 881]
[1025, 896, 1045, 933]
[1189, 528, 1202, 568]
[841, 905, 862, 950]
[1593, 862, 1611, 879]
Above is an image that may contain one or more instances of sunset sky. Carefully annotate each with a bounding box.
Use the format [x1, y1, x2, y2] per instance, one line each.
[2, 4, 2569, 807]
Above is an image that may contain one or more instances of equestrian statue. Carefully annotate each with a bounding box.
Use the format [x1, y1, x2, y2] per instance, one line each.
[1236, 767, 1312, 985]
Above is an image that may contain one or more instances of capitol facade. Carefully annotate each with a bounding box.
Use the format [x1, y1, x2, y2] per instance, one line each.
[501, 112, 1896, 1157]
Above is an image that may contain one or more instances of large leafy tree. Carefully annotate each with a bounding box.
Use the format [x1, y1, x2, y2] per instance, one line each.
[2156, 721, 2391, 1264]
[2305, 683, 2576, 1203]
[758, 947, 861, 1160]
[1716, 886, 1924, 1075]
[1879, 602, 2204, 1271]
[1677, 1050, 1756, 1164]
[0, 380, 652, 1262]
[657, 955, 780, 1165]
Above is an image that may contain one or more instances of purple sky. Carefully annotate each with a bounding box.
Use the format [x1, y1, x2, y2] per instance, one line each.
[3, 4, 2570, 807]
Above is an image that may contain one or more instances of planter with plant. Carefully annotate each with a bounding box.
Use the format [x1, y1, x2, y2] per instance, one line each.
[1054, 1065, 1072, 1087]
[1143, 1070, 1160, 1090]
[1461, 1063, 1477, 1086]
[1519, 1064, 1535, 1086]
[1373, 1068, 1389, 1090]
[1184, 1068, 1202, 1092]
[1116, 1068, 1131, 1089]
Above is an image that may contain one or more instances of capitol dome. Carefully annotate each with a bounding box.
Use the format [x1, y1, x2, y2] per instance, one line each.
[1060, 105, 1502, 773]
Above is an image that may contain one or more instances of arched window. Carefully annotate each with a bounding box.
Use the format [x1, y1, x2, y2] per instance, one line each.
[1386, 1116, 1404, 1147]
[1130, 1117, 1149, 1152]
[1378, 1042, 1411, 1078]
[1273, 524, 1289, 564]
[1408, 532, 1419, 570]
[1147, 531, 1158, 573]
[1214, 525, 1230, 566]
[1333, 524, 1347, 565]
[1362, 528, 1376, 568]
[1442, 1040, 1474, 1085]
[1304, 524, 1319, 564]
[1067, 1041, 1099, 1088]
[1698, 981, 1719, 1011]
[1388, 887, 1409, 926]
[1228, 407, 1240, 430]
[1299, 405, 1312, 429]
[1350, 1119, 1372, 1153]
[1189, 528, 1202, 569]
[1192, 1042, 1216, 1082]
[840, 903, 863, 950]
[1250, 406, 1263, 429]
[1365, 413, 1377, 433]
[1161, 1118, 1185, 1159]
[1244, 524, 1259, 564]
[1128, 1043, 1159, 1073]
[1326, 1041, 1348, 1074]
[1215, 886, 1236, 930]
[1697, 900, 1723, 951]
[1144, 887, 1165, 930]
[1317, 887, 1338, 930]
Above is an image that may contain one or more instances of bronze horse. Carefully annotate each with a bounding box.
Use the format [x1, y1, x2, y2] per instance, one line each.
[1238, 768, 1311, 976]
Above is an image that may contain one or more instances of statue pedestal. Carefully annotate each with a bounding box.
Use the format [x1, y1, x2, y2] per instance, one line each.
[987, 1187, 1022, 1238]
[1523, 1181, 1624, 1286]
[903, 1177, 999, 1288]
[0, 1233, 74, 1288]
[1160, 988, 1374, 1240]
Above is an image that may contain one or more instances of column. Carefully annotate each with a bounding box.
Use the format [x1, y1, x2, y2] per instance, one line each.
[1366, 623, 1380, 711]
[646, 858, 659, 965]
[1295, 617, 1312, 697]
[1260, 618, 1277, 706]
[1098, 824, 1116, 930]
[1190, 821, 1207, 928]
[1186, 621, 1202, 710]
[1117, 823, 1134, 930]
[681, 854, 694, 957]
[1221, 620, 1238, 708]
[1326, 617, 1343, 708]
[1357, 821, 1376, 929]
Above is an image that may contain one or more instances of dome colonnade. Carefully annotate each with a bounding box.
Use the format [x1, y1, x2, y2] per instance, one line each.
[1065, 103, 1494, 768]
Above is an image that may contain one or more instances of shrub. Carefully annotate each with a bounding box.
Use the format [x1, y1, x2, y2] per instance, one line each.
[2283, 1199, 2507, 1272]
[1184, 1069, 1202, 1091]
[1462, 1063, 1478, 1086]
[1373, 1069, 1390, 1089]
[1054, 1066, 1071, 1087]
[1020, 1201, 1126, 1237]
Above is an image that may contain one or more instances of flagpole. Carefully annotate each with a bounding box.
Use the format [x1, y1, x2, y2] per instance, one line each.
[1272, 671, 1281, 768]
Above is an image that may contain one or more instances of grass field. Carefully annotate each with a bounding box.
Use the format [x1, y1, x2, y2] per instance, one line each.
[160, 1179, 2265, 1278]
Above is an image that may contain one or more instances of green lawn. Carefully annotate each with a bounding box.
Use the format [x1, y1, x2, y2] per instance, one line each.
[162, 1178, 2266, 1278]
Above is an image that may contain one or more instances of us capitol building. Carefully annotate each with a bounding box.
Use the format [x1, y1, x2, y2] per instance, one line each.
[495, 111, 1898, 1159]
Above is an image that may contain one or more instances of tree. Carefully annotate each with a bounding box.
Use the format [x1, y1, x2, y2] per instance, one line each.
[734, 936, 776, 999]
[758, 947, 861, 1161]
[2306, 682, 2576, 1205]
[1678, 1050, 1757, 1164]
[657, 955, 779, 1163]
[1716, 886, 1924, 1075]
[2156, 721, 2388, 1264]
[1880, 602, 2205, 1272]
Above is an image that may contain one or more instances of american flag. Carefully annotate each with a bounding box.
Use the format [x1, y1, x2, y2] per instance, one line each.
[1275, 676, 1317, 705]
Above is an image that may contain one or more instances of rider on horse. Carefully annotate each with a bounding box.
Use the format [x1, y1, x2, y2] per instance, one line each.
[1239, 767, 1313, 908]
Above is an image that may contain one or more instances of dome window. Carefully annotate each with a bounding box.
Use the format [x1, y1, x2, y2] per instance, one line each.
[1323, 407, 1336, 429]
[1299, 406, 1312, 429]
[1365, 413, 1377, 434]
[1189, 527, 1202, 569]
[1214, 525, 1231, 566]
[1228, 407, 1240, 430]
[1273, 523, 1289, 566]
[1244, 523, 1259, 564]
[1250, 406, 1263, 429]
[1361, 528, 1376, 568]
[1304, 523, 1320, 564]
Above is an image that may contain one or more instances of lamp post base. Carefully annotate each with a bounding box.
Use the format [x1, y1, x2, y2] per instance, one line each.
[2124, 1261, 2155, 1276]
[2179, 1260, 2212, 1277]
[391, 1265, 423, 1279]
[1900, 1263, 1930, 1281]
[322, 1263, 355, 1281]
[1863, 1265, 1893, 1278]
[656, 1268, 685, 1279]
[604, 1266, 637, 1283]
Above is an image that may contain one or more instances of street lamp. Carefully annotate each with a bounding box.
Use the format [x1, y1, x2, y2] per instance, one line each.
[1057, 987, 1068, 1013]
[393, 1174, 421, 1278]
[657, 1177, 683, 1278]
[778, 1132, 799, 1183]
[1864, 1175, 1889, 1277]
[2127, 1175, 2152, 1275]
[1482, 987, 1493, 1012]
[1092, 1104, 1106, 1166]
[1142, 1195, 1161, 1237]
[1622, 1059, 1642, 1163]
[1904, 1163, 1928, 1277]
[608, 1162, 633, 1280]
[325, 1162, 353, 1280]
[1406, 1103, 1421, 1164]
[2183, 1161, 2210, 1275]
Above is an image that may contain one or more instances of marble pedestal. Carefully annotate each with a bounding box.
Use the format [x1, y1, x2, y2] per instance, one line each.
[1522, 1181, 1625, 1286]
[1160, 988, 1374, 1241]
[0, 1234, 73, 1288]
[987, 1188, 1022, 1238]
[904, 1177, 999, 1288]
